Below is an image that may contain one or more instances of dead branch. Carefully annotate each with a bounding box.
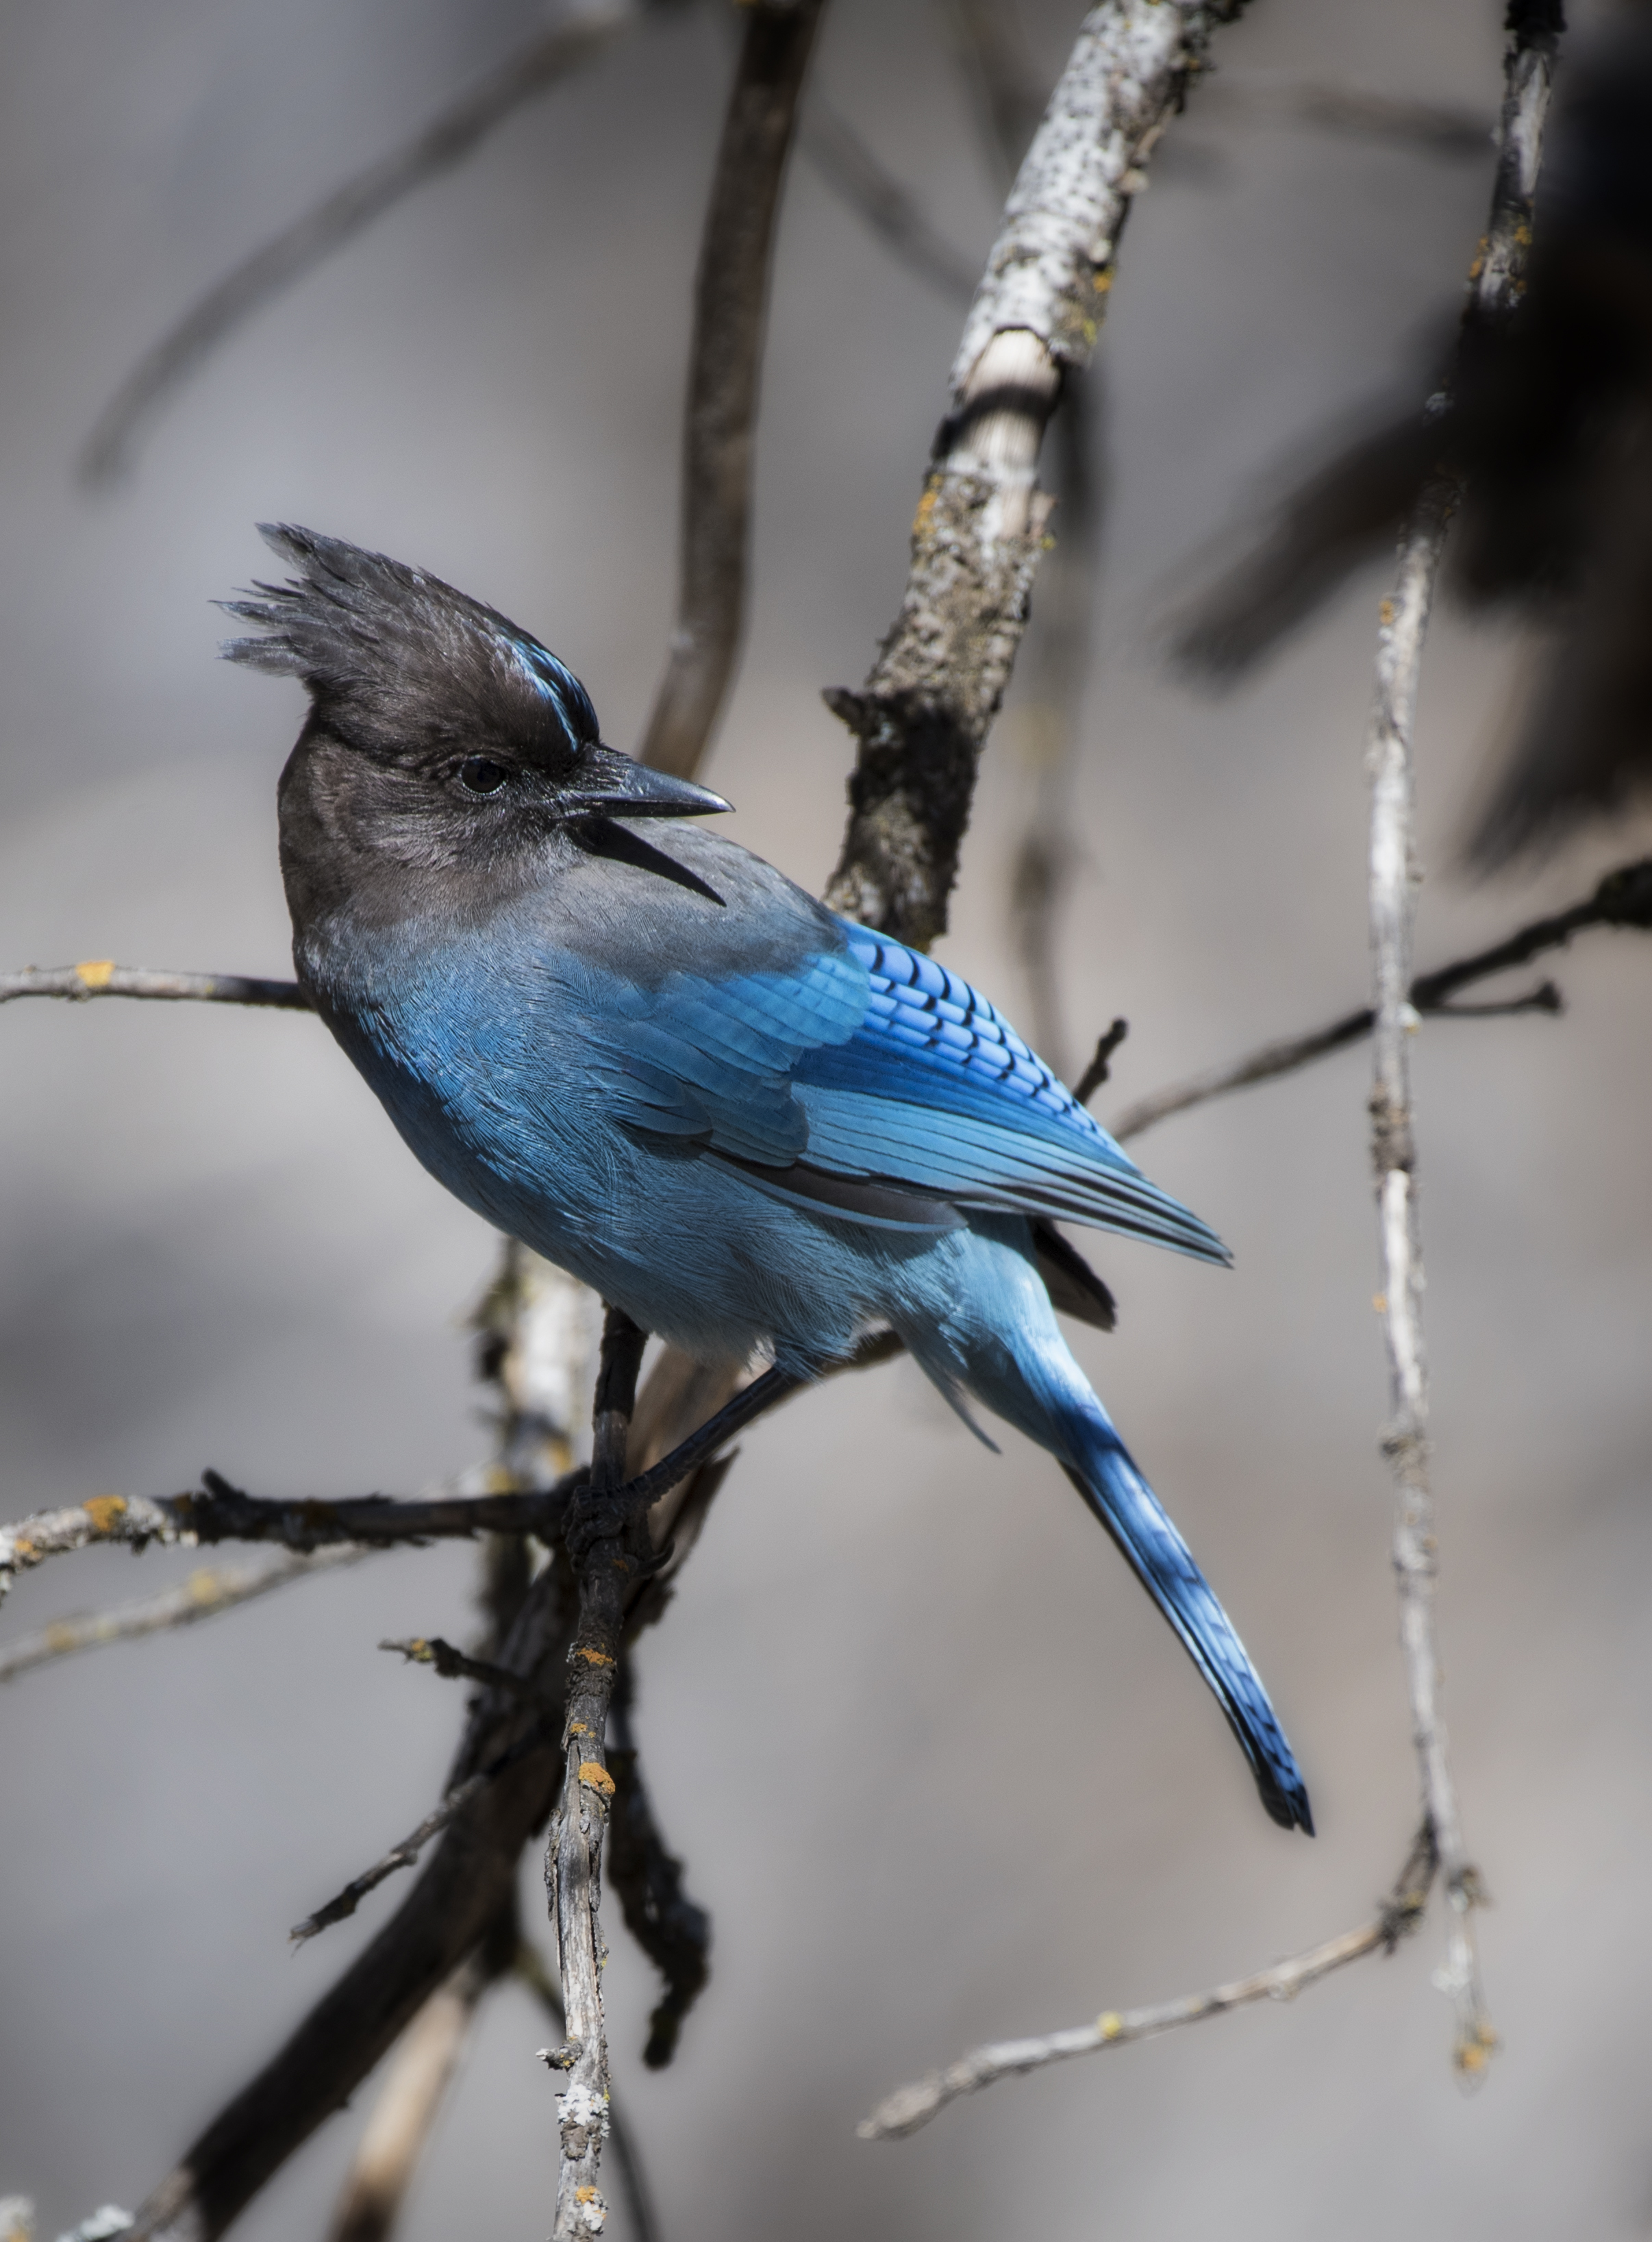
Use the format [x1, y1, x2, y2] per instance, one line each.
[0, 1546, 370, 1684]
[517, 1943, 660, 2242]
[0, 964, 308, 1009]
[799, 97, 975, 305]
[1106, 855, 1652, 1143]
[860, 1828, 1438, 2139]
[545, 1306, 648, 2240]
[638, 0, 826, 777]
[379, 1634, 544, 1704]
[0, 1478, 573, 1603]
[77, 0, 651, 486]
[824, 0, 1247, 950]
[1362, 0, 1560, 2082]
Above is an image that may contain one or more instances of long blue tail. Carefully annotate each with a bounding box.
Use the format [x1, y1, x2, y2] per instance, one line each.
[1055, 1406, 1313, 1832]
[904, 1224, 1313, 1833]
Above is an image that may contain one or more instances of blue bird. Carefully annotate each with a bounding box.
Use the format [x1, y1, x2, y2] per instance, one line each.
[227, 525, 1312, 1834]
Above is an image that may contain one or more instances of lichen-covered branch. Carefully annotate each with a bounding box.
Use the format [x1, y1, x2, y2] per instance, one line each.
[0, 1546, 370, 1684]
[1105, 855, 1652, 1144]
[824, 0, 1243, 949]
[860, 1828, 1437, 2140]
[545, 1306, 647, 2241]
[637, 0, 825, 777]
[0, 1479, 573, 1603]
[0, 964, 308, 1009]
[1363, 0, 1560, 2082]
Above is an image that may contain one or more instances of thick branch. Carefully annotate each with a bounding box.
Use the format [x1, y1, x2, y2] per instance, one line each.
[824, 0, 1241, 948]
[545, 1306, 647, 2241]
[638, 0, 825, 777]
[861, 1828, 1437, 2139]
[1106, 855, 1652, 1143]
[78, 0, 647, 485]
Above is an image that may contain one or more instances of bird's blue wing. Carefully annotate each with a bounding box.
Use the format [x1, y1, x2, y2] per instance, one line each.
[579, 923, 1225, 1262]
[789, 928, 1227, 1263]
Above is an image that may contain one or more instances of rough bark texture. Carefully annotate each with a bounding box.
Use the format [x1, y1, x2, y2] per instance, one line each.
[823, 0, 1243, 949]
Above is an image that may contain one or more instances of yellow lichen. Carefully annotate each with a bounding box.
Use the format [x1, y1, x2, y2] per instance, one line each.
[573, 1647, 614, 1668]
[75, 958, 116, 990]
[578, 1760, 616, 1797]
[1379, 599, 1395, 627]
[1097, 2011, 1123, 2041]
[84, 1496, 128, 1534]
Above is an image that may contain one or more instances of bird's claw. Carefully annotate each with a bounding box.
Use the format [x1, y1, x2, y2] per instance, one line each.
[563, 1486, 653, 1569]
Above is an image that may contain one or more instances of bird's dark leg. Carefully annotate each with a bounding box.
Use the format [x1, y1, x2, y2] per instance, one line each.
[562, 1361, 803, 1563]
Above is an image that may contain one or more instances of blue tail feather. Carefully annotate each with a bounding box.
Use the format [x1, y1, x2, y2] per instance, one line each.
[1057, 1419, 1313, 1834]
[908, 1223, 1313, 1834]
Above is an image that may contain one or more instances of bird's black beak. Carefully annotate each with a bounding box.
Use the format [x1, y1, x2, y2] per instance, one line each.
[560, 745, 731, 820]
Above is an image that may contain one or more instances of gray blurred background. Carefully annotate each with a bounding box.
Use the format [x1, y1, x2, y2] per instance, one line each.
[3, 1, 1651, 2237]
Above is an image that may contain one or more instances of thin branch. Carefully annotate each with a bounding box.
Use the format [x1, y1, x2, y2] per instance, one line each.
[825, 0, 1247, 950]
[0, 1476, 575, 1602]
[799, 97, 976, 305]
[1105, 854, 1652, 1143]
[290, 1722, 555, 1945]
[860, 1828, 1437, 2139]
[546, 1306, 648, 2241]
[77, 0, 648, 486]
[0, 1545, 370, 1684]
[1072, 1017, 1128, 1108]
[0, 964, 308, 1009]
[379, 1635, 545, 1705]
[638, 0, 826, 777]
[1362, 0, 1560, 2082]
[517, 1943, 661, 2242]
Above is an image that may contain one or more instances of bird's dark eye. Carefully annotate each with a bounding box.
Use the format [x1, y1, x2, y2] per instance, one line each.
[458, 756, 508, 796]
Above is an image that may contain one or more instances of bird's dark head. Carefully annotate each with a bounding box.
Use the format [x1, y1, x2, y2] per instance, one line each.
[224, 525, 727, 926]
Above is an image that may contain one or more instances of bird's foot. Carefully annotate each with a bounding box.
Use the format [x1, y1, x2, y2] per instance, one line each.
[563, 1484, 658, 1571]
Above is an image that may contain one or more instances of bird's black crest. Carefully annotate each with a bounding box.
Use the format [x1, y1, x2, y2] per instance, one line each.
[221, 525, 600, 767]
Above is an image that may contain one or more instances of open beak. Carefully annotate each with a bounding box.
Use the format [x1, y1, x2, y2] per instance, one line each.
[561, 745, 731, 820]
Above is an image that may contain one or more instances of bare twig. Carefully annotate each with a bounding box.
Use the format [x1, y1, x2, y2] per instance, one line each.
[290, 1723, 555, 1945]
[800, 97, 976, 305]
[1362, 0, 1560, 2082]
[1073, 1016, 1128, 1107]
[0, 964, 308, 1009]
[825, 0, 1244, 949]
[379, 1635, 544, 1705]
[77, 0, 647, 486]
[546, 1306, 648, 2241]
[1104, 856, 1652, 1143]
[860, 1828, 1437, 2139]
[0, 1545, 370, 1683]
[637, 0, 825, 777]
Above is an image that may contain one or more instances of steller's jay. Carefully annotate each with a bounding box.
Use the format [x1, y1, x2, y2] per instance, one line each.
[226, 525, 1311, 1834]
